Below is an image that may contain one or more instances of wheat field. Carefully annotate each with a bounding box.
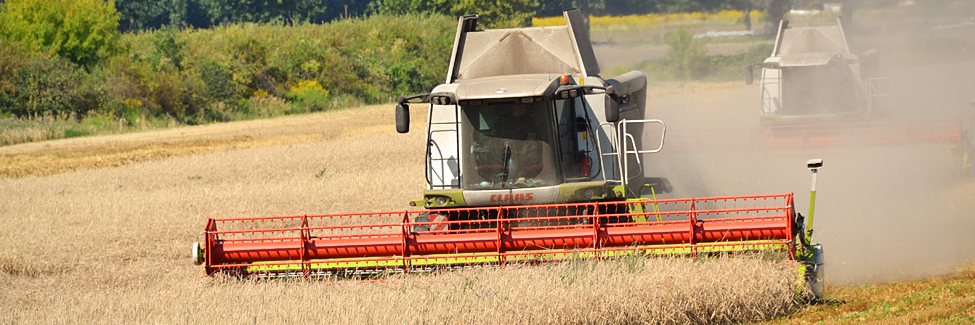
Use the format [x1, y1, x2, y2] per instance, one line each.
[0, 104, 807, 324]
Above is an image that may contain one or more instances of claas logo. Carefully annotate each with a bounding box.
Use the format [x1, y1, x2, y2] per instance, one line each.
[489, 193, 534, 203]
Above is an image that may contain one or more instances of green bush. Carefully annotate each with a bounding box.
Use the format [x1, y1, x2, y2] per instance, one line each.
[87, 56, 154, 121]
[375, 0, 534, 28]
[626, 41, 774, 82]
[286, 80, 331, 112]
[175, 14, 454, 110]
[0, 42, 102, 117]
[63, 128, 92, 138]
[196, 59, 239, 103]
[0, 0, 120, 68]
[666, 28, 709, 80]
[200, 0, 327, 25]
[699, 42, 773, 81]
[241, 95, 291, 118]
[2, 13, 455, 126]
[149, 26, 186, 72]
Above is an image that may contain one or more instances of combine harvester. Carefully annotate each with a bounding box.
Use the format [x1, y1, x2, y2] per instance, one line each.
[669, 19, 971, 167]
[746, 19, 889, 126]
[192, 10, 826, 298]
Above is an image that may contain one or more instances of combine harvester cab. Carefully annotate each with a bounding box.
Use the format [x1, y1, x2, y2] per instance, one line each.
[746, 19, 890, 126]
[193, 9, 827, 299]
[395, 9, 667, 209]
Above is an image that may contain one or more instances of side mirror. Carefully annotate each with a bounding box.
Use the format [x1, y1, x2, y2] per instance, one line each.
[395, 102, 410, 133]
[605, 96, 619, 122]
[745, 67, 754, 85]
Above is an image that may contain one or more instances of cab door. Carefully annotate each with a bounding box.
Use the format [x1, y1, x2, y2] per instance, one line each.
[427, 104, 461, 189]
[761, 67, 782, 116]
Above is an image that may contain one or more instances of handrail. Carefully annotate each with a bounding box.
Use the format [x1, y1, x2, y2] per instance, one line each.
[595, 122, 619, 182]
[619, 119, 667, 191]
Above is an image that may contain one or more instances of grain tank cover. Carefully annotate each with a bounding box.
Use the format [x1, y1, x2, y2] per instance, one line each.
[771, 23, 852, 68]
[778, 25, 849, 55]
[446, 9, 599, 83]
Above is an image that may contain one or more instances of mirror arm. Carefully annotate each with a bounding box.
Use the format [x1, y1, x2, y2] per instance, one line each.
[395, 93, 429, 134]
[398, 93, 431, 104]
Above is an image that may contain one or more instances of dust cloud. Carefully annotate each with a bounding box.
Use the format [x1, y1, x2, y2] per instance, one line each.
[621, 5, 975, 284]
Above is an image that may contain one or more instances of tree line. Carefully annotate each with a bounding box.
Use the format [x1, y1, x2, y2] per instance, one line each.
[0, 0, 916, 124]
[112, 0, 838, 31]
[0, 0, 911, 70]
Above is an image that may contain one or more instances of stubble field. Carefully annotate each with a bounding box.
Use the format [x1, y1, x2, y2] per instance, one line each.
[0, 104, 809, 324]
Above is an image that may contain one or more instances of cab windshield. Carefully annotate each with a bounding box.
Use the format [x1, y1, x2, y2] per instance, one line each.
[781, 64, 858, 115]
[461, 100, 559, 190]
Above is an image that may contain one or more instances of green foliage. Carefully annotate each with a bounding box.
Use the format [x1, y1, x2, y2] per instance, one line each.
[116, 0, 165, 31]
[373, 0, 453, 15]
[0, 42, 102, 117]
[697, 42, 773, 80]
[625, 42, 773, 82]
[452, 0, 537, 28]
[601, 0, 658, 16]
[0, 0, 121, 68]
[666, 28, 708, 80]
[63, 128, 92, 139]
[374, 0, 536, 28]
[200, 0, 328, 25]
[286, 80, 331, 112]
[116, 0, 193, 31]
[196, 59, 239, 103]
[94, 13, 454, 123]
[660, 29, 773, 82]
[535, 0, 576, 17]
[95, 33, 209, 123]
[150, 26, 187, 71]
[764, 0, 790, 32]
[657, 0, 735, 13]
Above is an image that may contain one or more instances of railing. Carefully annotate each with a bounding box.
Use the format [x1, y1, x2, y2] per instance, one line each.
[595, 119, 667, 190]
[620, 119, 666, 185]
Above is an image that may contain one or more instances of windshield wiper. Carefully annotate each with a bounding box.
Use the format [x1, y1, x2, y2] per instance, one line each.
[501, 142, 511, 187]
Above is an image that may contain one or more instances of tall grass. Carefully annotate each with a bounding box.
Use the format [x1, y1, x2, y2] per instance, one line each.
[0, 112, 177, 146]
